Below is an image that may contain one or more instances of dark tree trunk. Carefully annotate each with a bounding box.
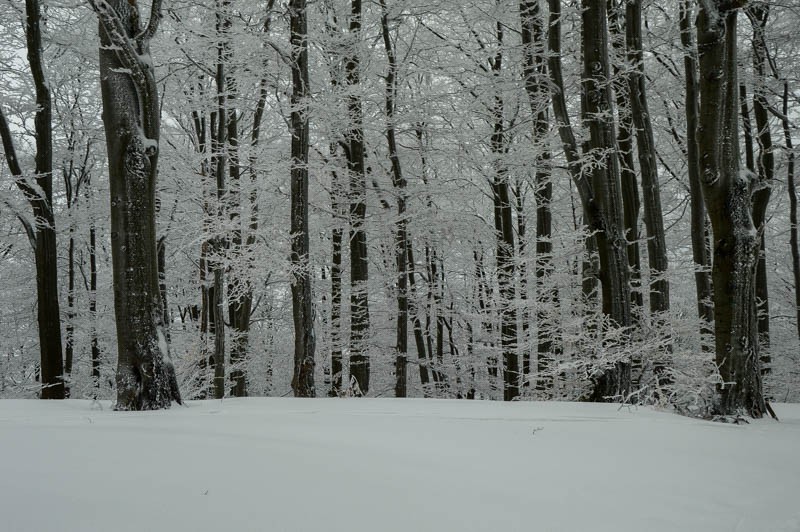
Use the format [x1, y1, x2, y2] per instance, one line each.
[581, 0, 632, 399]
[329, 158, 345, 396]
[345, 0, 370, 395]
[489, 21, 519, 401]
[679, 0, 714, 334]
[781, 82, 800, 342]
[89, 224, 101, 384]
[520, 0, 557, 394]
[626, 0, 670, 316]
[548, 0, 631, 401]
[747, 5, 773, 369]
[608, 2, 643, 318]
[380, 0, 409, 398]
[91, 0, 181, 409]
[696, 2, 766, 417]
[0, 0, 65, 399]
[289, 0, 316, 398]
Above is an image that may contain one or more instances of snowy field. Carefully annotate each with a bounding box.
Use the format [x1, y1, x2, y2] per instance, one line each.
[1, 399, 799, 532]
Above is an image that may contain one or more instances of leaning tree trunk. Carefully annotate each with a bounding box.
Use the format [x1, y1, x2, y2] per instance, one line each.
[289, 0, 315, 397]
[0, 0, 65, 399]
[679, 0, 714, 335]
[696, 1, 766, 417]
[91, 0, 181, 410]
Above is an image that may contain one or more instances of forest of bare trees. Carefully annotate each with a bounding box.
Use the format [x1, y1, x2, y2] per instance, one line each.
[1, 0, 799, 418]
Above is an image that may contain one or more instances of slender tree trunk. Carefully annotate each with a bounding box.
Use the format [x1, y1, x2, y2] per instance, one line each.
[696, 2, 766, 417]
[489, 20, 519, 401]
[0, 0, 65, 399]
[781, 82, 800, 341]
[91, 0, 181, 409]
[380, 0, 409, 398]
[608, 2, 643, 318]
[289, 0, 315, 397]
[626, 0, 670, 316]
[747, 4, 773, 370]
[345, 0, 370, 395]
[520, 0, 557, 394]
[679, 0, 714, 335]
[89, 224, 100, 384]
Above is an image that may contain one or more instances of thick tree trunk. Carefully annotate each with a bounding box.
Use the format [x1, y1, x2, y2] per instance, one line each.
[696, 3, 766, 417]
[679, 0, 714, 334]
[548, 0, 631, 400]
[581, 0, 632, 399]
[345, 0, 370, 395]
[93, 0, 181, 409]
[290, 0, 316, 398]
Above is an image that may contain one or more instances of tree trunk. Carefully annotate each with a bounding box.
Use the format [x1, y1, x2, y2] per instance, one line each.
[608, 2, 643, 319]
[0, 0, 65, 399]
[581, 0, 632, 399]
[290, 0, 316, 398]
[520, 0, 557, 394]
[380, 0, 409, 398]
[489, 20, 518, 401]
[345, 0, 370, 395]
[679, 0, 714, 335]
[626, 0, 670, 316]
[747, 4, 773, 369]
[781, 81, 800, 342]
[548, 0, 631, 400]
[92, 0, 181, 409]
[696, 2, 765, 417]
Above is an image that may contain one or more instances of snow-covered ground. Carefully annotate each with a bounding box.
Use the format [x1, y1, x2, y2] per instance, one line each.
[1, 398, 798, 532]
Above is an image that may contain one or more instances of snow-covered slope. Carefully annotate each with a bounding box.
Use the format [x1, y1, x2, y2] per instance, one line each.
[1, 398, 798, 532]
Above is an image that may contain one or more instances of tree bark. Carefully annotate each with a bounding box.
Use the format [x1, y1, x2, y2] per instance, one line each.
[489, 20, 519, 401]
[780, 81, 800, 342]
[345, 0, 370, 395]
[91, 0, 181, 410]
[289, 0, 316, 398]
[581, 0, 632, 399]
[746, 4, 772, 367]
[520, 0, 557, 394]
[679, 0, 714, 335]
[380, 0, 410, 398]
[626, 0, 670, 316]
[0, 0, 65, 399]
[696, 1, 766, 417]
